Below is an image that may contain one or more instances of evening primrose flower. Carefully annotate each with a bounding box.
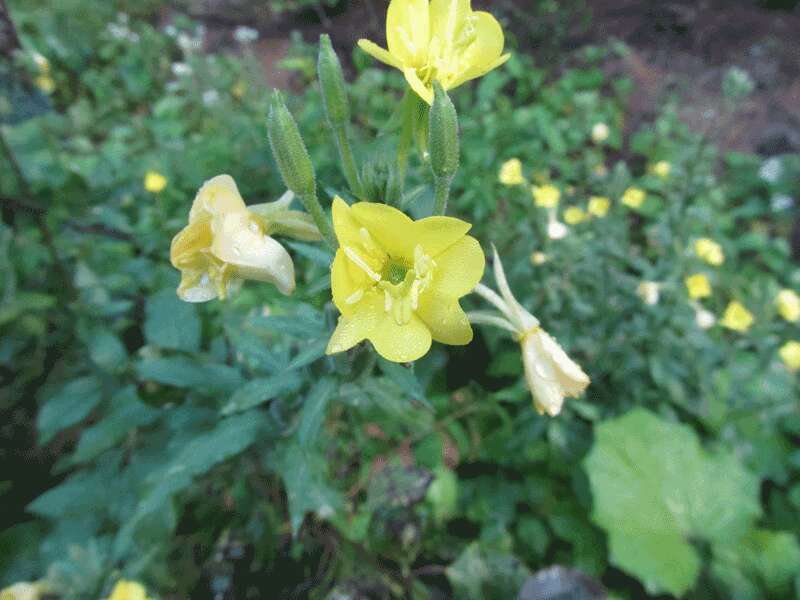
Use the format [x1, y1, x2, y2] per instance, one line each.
[652, 160, 671, 178]
[144, 170, 168, 193]
[170, 175, 316, 302]
[587, 196, 610, 217]
[637, 281, 660, 305]
[591, 123, 609, 143]
[776, 289, 800, 322]
[102, 580, 151, 600]
[326, 197, 485, 362]
[694, 238, 724, 266]
[471, 247, 589, 416]
[358, 0, 510, 105]
[685, 273, 711, 299]
[621, 186, 645, 209]
[779, 341, 800, 372]
[532, 184, 560, 208]
[720, 300, 754, 332]
[498, 159, 524, 186]
[563, 206, 588, 225]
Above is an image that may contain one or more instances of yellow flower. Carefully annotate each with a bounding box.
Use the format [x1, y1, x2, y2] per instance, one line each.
[102, 580, 151, 600]
[530, 251, 548, 265]
[776, 289, 800, 322]
[170, 175, 300, 302]
[587, 196, 610, 217]
[532, 184, 560, 208]
[591, 123, 609, 143]
[694, 238, 724, 266]
[720, 301, 754, 332]
[144, 170, 168, 193]
[358, 0, 510, 105]
[685, 273, 711, 299]
[498, 158, 524, 186]
[326, 197, 484, 362]
[563, 206, 588, 225]
[636, 281, 660, 305]
[779, 341, 800, 372]
[652, 160, 671, 178]
[34, 75, 55, 94]
[621, 186, 645, 209]
[473, 247, 589, 416]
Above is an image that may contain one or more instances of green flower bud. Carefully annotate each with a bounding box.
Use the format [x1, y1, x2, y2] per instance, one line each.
[317, 34, 350, 127]
[428, 82, 459, 181]
[267, 90, 316, 198]
[360, 156, 401, 204]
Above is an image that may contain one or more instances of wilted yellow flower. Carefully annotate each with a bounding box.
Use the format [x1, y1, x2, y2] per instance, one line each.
[358, 0, 510, 104]
[0, 582, 41, 600]
[685, 273, 711, 299]
[621, 187, 645, 209]
[102, 580, 151, 600]
[591, 122, 609, 143]
[776, 289, 800, 322]
[472, 247, 589, 416]
[720, 301, 754, 332]
[326, 197, 485, 362]
[779, 341, 800, 371]
[530, 251, 548, 265]
[587, 196, 610, 217]
[34, 75, 55, 94]
[563, 206, 588, 225]
[694, 238, 724, 266]
[498, 158, 524, 186]
[637, 281, 660, 305]
[652, 160, 671, 178]
[170, 175, 310, 302]
[144, 170, 168, 193]
[532, 184, 560, 208]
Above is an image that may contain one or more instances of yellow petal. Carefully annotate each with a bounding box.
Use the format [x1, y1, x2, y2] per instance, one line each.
[351, 201, 416, 259]
[416, 293, 472, 345]
[447, 12, 508, 88]
[403, 67, 434, 104]
[370, 311, 432, 362]
[177, 269, 218, 303]
[413, 215, 473, 257]
[429, 0, 471, 45]
[357, 39, 403, 69]
[331, 249, 372, 316]
[431, 235, 484, 297]
[170, 221, 213, 269]
[387, 0, 430, 65]
[189, 174, 247, 223]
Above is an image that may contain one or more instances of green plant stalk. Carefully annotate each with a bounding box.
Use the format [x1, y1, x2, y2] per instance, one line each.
[299, 191, 337, 250]
[396, 90, 418, 186]
[433, 175, 452, 215]
[334, 125, 362, 198]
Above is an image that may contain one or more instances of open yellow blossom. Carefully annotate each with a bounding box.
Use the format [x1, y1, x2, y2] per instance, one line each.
[532, 184, 560, 208]
[472, 247, 589, 416]
[685, 273, 711, 299]
[776, 289, 800, 322]
[358, 0, 510, 104]
[498, 159, 524, 186]
[621, 187, 645, 209]
[779, 341, 800, 372]
[102, 580, 151, 600]
[144, 170, 168, 193]
[326, 197, 484, 362]
[587, 196, 610, 217]
[694, 238, 724, 266]
[563, 206, 588, 225]
[591, 123, 609, 143]
[720, 301, 754, 332]
[652, 160, 671, 178]
[170, 175, 313, 302]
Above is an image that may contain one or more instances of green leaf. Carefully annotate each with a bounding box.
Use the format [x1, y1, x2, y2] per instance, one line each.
[87, 329, 127, 373]
[297, 378, 335, 445]
[446, 543, 530, 600]
[144, 288, 201, 352]
[584, 408, 762, 597]
[220, 373, 303, 416]
[38, 376, 104, 444]
[286, 338, 328, 371]
[136, 357, 242, 392]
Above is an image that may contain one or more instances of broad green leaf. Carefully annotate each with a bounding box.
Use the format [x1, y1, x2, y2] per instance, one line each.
[136, 357, 242, 392]
[144, 288, 201, 352]
[220, 373, 303, 415]
[87, 329, 127, 373]
[584, 408, 761, 597]
[38, 376, 104, 444]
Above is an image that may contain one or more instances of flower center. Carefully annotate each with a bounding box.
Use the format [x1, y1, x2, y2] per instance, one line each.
[383, 260, 409, 285]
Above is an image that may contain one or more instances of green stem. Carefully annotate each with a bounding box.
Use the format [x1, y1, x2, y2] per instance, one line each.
[299, 191, 337, 251]
[432, 175, 451, 215]
[334, 125, 362, 198]
[396, 90, 416, 187]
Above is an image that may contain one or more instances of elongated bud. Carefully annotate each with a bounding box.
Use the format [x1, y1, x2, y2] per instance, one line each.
[267, 91, 316, 198]
[428, 82, 459, 180]
[317, 34, 350, 127]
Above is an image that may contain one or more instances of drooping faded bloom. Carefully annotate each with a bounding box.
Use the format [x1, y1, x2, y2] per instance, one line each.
[694, 238, 725, 266]
[776, 289, 800, 322]
[591, 122, 609, 143]
[170, 175, 319, 302]
[720, 300, 754, 332]
[358, 0, 510, 105]
[326, 197, 485, 362]
[102, 580, 151, 600]
[471, 247, 590, 416]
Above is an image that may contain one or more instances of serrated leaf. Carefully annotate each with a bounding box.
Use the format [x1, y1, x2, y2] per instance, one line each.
[584, 408, 761, 597]
[38, 376, 104, 444]
[220, 373, 303, 415]
[144, 288, 201, 352]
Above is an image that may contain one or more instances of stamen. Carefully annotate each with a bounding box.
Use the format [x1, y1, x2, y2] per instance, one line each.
[384, 289, 393, 313]
[410, 280, 420, 310]
[344, 246, 381, 282]
[345, 289, 364, 305]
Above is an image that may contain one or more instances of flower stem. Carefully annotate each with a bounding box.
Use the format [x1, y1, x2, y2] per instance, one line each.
[299, 191, 337, 251]
[432, 175, 451, 215]
[396, 90, 414, 186]
[334, 125, 362, 198]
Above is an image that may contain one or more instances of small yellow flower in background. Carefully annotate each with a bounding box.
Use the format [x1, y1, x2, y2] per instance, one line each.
[685, 273, 712, 299]
[636, 281, 660, 306]
[587, 196, 610, 217]
[170, 175, 305, 302]
[498, 158, 524, 186]
[591, 122, 609, 143]
[776, 289, 800, 322]
[532, 184, 560, 208]
[144, 170, 168, 193]
[231, 80, 247, 99]
[694, 238, 725, 266]
[0, 582, 41, 600]
[621, 187, 645, 209]
[102, 580, 152, 600]
[472, 247, 589, 416]
[358, 0, 510, 105]
[652, 160, 671, 178]
[779, 341, 800, 372]
[563, 206, 588, 225]
[530, 251, 549, 265]
[34, 75, 55, 94]
[326, 197, 485, 363]
[720, 300, 754, 332]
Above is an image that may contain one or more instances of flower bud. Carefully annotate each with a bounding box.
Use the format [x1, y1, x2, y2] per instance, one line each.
[317, 34, 350, 127]
[267, 91, 316, 198]
[428, 82, 459, 181]
[360, 156, 401, 204]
